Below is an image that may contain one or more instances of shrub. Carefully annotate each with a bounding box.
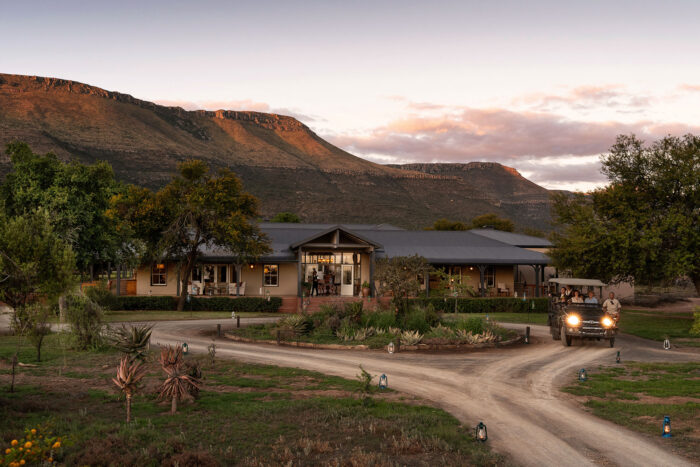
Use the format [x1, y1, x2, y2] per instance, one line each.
[65, 294, 105, 350]
[0, 425, 64, 466]
[400, 330, 423, 345]
[278, 314, 312, 336]
[401, 306, 439, 334]
[411, 297, 548, 314]
[363, 310, 397, 330]
[344, 301, 364, 323]
[690, 308, 700, 336]
[84, 281, 119, 310]
[109, 324, 153, 361]
[110, 296, 282, 312]
[454, 317, 485, 335]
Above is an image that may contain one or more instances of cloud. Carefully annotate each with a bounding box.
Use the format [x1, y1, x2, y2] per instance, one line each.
[678, 84, 700, 92]
[516, 85, 653, 111]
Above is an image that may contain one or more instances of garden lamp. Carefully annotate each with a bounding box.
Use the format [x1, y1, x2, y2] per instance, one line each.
[182, 342, 189, 355]
[662, 416, 671, 438]
[663, 339, 671, 350]
[231, 311, 236, 320]
[265, 289, 271, 302]
[378, 373, 388, 389]
[387, 342, 395, 354]
[578, 368, 587, 382]
[616, 351, 621, 364]
[475, 422, 487, 442]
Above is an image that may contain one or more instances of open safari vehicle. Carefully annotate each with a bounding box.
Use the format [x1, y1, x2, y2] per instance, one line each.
[547, 278, 617, 347]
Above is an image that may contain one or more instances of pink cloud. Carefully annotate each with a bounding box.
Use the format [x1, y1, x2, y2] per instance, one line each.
[516, 85, 653, 111]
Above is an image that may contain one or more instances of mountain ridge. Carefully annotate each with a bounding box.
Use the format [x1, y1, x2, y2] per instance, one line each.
[0, 73, 555, 230]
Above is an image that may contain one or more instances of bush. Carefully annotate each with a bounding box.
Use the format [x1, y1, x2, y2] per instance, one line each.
[401, 307, 434, 334]
[84, 281, 119, 310]
[363, 310, 397, 330]
[65, 294, 105, 350]
[690, 308, 700, 336]
[454, 317, 485, 334]
[411, 297, 548, 314]
[109, 296, 282, 312]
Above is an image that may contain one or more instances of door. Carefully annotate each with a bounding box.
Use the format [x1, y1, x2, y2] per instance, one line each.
[341, 264, 354, 296]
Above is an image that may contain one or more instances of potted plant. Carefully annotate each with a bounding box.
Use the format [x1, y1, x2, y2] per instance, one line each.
[361, 281, 371, 297]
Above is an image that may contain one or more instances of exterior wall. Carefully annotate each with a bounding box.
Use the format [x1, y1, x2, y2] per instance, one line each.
[428, 265, 515, 296]
[240, 262, 298, 296]
[135, 263, 179, 296]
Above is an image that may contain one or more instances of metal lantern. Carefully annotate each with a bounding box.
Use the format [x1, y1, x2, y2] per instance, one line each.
[475, 422, 488, 442]
[265, 289, 271, 302]
[578, 368, 587, 382]
[182, 342, 189, 355]
[231, 311, 237, 320]
[662, 416, 671, 438]
[663, 339, 671, 350]
[378, 373, 388, 390]
[616, 351, 621, 364]
[387, 341, 395, 354]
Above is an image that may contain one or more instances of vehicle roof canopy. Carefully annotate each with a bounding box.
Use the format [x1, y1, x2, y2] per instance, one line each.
[548, 278, 606, 287]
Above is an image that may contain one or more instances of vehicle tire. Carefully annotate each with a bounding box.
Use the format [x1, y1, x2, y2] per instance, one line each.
[609, 337, 615, 348]
[561, 324, 572, 347]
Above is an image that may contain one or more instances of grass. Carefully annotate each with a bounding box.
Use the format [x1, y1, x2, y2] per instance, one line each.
[562, 362, 700, 461]
[0, 333, 503, 466]
[43, 310, 279, 323]
[448, 312, 548, 325]
[617, 310, 699, 346]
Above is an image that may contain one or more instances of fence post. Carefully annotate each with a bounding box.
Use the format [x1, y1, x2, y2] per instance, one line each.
[276, 330, 281, 345]
[217, 324, 221, 337]
[237, 316, 240, 328]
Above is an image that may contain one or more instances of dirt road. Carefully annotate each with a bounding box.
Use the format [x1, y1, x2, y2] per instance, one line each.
[150, 319, 698, 466]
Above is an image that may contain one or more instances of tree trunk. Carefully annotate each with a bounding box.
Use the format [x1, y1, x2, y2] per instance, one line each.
[177, 251, 198, 312]
[36, 336, 43, 362]
[171, 395, 177, 414]
[126, 393, 132, 423]
[58, 295, 67, 323]
[10, 353, 17, 393]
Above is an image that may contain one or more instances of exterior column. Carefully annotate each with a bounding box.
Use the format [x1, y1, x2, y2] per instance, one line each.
[116, 264, 121, 296]
[235, 264, 242, 296]
[424, 268, 430, 298]
[369, 249, 376, 298]
[297, 248, 303, 298]
[478, 265, 486, 297]
[534, 265, 541, 297]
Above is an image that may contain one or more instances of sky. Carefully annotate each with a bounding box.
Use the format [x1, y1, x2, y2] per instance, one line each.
[3, 0, 700, 191]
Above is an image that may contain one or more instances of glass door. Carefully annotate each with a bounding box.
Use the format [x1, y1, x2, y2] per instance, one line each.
[341, 264, 353, 296]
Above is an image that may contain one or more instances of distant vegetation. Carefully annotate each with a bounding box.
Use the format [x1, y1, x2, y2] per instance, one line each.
[270, 212, 301, 223]
[427, 213, 515, 232]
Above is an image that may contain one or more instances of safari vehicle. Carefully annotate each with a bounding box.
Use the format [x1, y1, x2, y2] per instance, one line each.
[549, 301, 617, 347]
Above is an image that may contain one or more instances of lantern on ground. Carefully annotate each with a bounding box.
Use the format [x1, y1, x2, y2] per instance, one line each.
[663, 339, 671, 350]
[265, 289, 271, 302]
[578, 368, 587, 382]
[387, 342, 395, 354]
[475, 422, 487, 442]
[662, 416, 671, 438]
[378, 373, 388, 389]
[182, 342, 189, 355]
[231, 311, 236, 320]
[616, 351, 621, 364]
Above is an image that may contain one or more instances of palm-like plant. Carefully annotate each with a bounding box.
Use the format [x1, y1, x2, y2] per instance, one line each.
[112, 356, 148, 422]
[158, 344, 200, 414]
[110, 324, 153, 362]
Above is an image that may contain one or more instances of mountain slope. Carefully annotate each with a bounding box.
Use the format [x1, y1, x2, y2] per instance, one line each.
[0, 73, 553, 229]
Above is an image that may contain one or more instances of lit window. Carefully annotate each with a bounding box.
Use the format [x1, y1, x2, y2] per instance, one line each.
[151, 263, 167, 286]
[263, 264, 278, 287]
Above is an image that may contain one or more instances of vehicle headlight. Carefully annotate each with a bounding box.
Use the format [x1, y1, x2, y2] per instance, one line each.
[566, 315, 580, 326]
[601, 317, 613, 328]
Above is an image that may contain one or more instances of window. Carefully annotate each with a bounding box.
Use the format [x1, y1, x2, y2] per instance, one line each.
[219, 265, 227, 283]
[151, 263, 167, 286]
[485, 266, 495, 288]
[191, 266, 202, 282]
[263, 264, 279, 287]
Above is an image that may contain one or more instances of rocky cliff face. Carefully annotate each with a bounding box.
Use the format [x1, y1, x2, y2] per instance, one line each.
[0, 73, 554, 230]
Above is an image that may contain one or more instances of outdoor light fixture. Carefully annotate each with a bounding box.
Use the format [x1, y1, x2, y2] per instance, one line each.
[387, 341, 395, 354]
[601, 316, 614, 328]
[475, 422, 487, 442]
[566, 315, 581, 326]
[182, 342, 189, 355]
[231, 311, 236, 320]
[249, 264, 254, 269]
[663, 339, 671, 350]
[578, 368, 587, 382]
[616, 351, 621, 364]
[378, 373, 388, 389]
[662, 416, 671, 438]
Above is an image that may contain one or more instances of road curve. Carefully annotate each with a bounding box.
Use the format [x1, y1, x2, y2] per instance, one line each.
[151, 318, 699, 467]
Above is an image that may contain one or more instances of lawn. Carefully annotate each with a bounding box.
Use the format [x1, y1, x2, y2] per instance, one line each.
[448, 312, 548, 325]
[102, 310, 278, 323]
[562, 362, 700, 462]
[0, 333, 503, 466]
[618, 310, 699, 346]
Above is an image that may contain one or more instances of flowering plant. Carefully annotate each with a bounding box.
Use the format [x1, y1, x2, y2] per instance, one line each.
[0, 425, 63, 466]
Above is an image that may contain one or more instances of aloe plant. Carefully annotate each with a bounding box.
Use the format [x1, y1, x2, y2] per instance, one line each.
[112, 356, 148, 422]
[158, 344, 200, 414]
[400, 330, 423, 346]
[110, 324, 153, 361]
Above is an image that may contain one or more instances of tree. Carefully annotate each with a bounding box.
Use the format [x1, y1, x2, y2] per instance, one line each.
[270, 212, 301, 223]
[471, 213, 514, 232]
[551, 134, 700, 294]
[1, 142, 128, 276]
[112, 356, 148, 423]
[426, 218, 469, 231]
[375, 255, 430, 314]
[158, 345, 200, 414]
[114, 160, 270, 311]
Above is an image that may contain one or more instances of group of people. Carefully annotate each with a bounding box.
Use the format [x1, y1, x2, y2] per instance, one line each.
[557, 286, 622, 321]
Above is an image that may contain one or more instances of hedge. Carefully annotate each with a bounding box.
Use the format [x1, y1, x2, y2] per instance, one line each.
[108, 296, 282, 312]
[410, 297, 549, 314]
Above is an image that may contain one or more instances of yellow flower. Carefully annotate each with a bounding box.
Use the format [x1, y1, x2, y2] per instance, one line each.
[4, 448, 10, 454]
[51, 442, 60, 449]
[24, 442, 31, 449]
[19, 462, 25, 466]
[30, 429, 36, 435]
[18, 448, 22, 451]
[10, 440, 18, 446]
[47, 458, 53, 463]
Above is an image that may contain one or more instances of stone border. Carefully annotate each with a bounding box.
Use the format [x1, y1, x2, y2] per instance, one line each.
[224, 332, 522, 352]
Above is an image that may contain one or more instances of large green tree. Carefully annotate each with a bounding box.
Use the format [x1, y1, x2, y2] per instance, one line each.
[551, 134, 700, 293]
[1, 142, 126, 275]
[470, 213, 515, 232]
[375, 255, 431, 314]
[426, 218, 469, 231]
[114, 160, 270, 310]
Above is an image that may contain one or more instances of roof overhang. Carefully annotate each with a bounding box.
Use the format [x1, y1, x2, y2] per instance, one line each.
[290, 225, 382, 249]
[549, 278, 606, 287]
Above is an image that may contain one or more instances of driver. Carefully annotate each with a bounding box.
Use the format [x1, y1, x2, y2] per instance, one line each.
[602, 292, 621, 322]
